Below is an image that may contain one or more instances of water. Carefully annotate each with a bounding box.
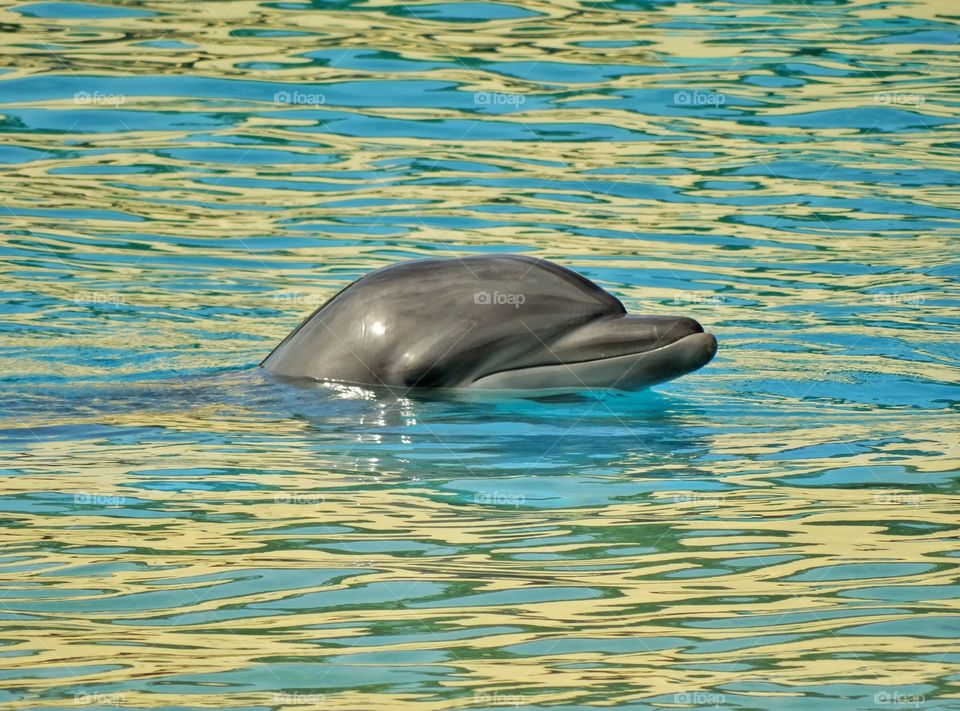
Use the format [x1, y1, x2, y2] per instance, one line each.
[1, 0, 959, 708]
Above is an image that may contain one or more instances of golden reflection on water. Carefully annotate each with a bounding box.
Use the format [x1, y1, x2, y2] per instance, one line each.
[1, 0, 959, 707]
[3, 419, 958, 707]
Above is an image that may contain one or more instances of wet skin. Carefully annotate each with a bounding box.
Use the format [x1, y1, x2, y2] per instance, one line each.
[261, 255, 718, 392]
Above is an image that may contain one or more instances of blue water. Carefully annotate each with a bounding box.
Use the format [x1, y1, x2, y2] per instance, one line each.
[1, 0, 959, 708]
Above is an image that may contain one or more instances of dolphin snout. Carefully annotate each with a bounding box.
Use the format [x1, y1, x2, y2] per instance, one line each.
[666, 316, 705, 337]
[682, 332, 719, 370]
[548, 314, 708, 362]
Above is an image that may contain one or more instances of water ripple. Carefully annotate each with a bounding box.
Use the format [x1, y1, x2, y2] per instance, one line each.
[1, 0, 959, 708]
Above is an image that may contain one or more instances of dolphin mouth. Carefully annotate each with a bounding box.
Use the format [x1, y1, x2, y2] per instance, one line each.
[546, 314, 707, 362]
[470, 315, 718, 391]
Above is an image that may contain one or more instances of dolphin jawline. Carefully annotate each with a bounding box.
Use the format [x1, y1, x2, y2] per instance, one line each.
[469, 332, 718, 391]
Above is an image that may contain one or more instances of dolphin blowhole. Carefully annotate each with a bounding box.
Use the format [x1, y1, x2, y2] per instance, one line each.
[261, 255, 718, 392]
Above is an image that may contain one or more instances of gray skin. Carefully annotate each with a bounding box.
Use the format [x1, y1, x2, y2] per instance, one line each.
[261, 255, 718, 392]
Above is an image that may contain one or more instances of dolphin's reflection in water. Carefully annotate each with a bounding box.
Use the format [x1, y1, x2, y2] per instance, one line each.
[254, 370, 716, 481]
[3, 365, 716, 486]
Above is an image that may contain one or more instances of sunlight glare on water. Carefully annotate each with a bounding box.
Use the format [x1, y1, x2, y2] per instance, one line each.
[0, 0, 959, 708]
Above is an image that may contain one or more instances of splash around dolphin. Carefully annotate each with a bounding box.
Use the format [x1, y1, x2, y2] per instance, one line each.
[261, 255, 717, 392]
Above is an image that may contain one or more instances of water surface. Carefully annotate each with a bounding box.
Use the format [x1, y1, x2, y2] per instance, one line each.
[1, 0, 959, 708]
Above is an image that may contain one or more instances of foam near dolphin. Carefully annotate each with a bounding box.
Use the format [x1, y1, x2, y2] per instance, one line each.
[261, 255, 718, 392]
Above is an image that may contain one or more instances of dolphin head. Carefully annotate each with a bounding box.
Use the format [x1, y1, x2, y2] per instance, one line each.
[261, 255, 717, 392]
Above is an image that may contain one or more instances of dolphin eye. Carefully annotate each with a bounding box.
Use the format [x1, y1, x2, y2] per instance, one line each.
[371, 321, 386, 336]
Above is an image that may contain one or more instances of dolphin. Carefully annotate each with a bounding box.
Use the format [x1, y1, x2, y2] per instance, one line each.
[261, 255, 717, 392]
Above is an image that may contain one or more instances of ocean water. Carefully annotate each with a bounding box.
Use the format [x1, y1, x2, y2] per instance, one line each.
[1, 0, 959, 709]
